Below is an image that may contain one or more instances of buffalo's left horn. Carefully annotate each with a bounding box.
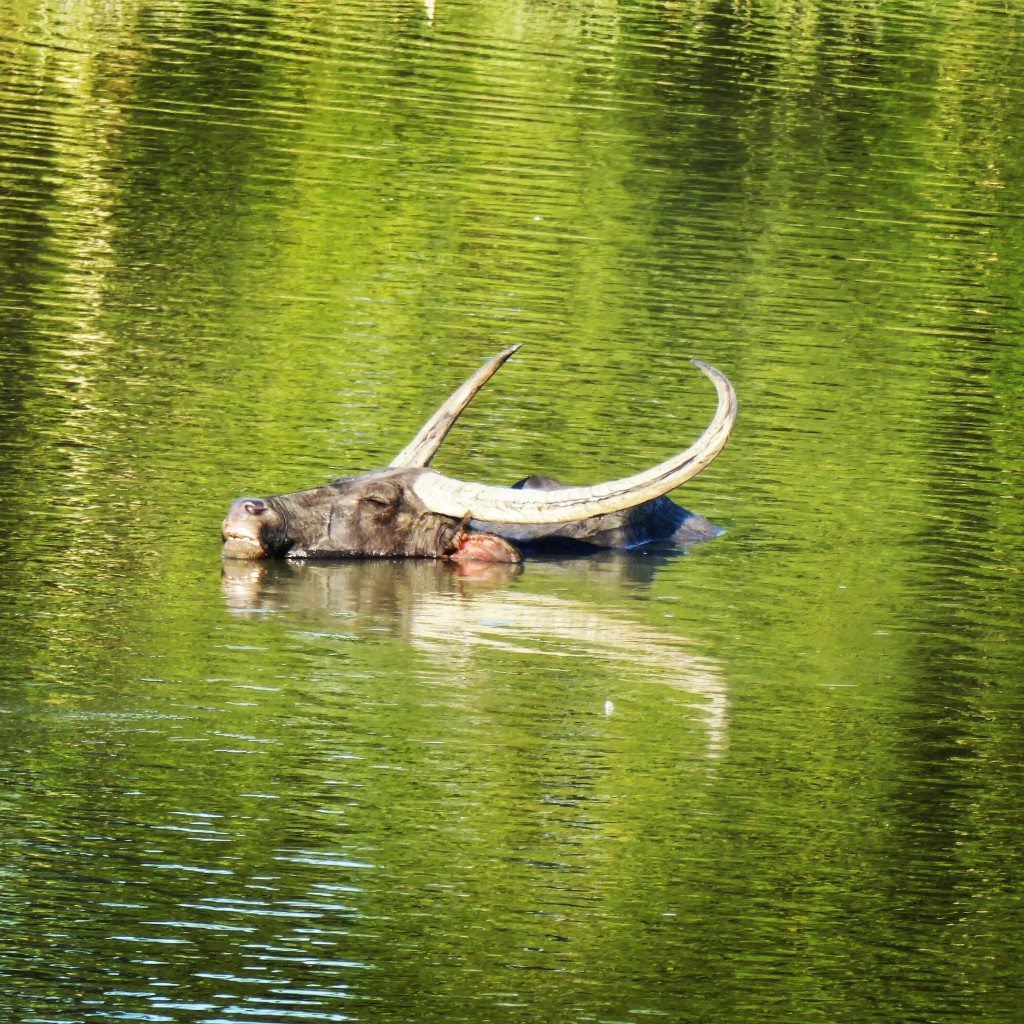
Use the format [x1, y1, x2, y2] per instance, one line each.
[390, 345, 521, 468]
[410, 359, 736, 524]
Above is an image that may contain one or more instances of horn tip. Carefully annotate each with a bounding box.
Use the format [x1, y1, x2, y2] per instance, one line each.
[690, 357, 729, 383]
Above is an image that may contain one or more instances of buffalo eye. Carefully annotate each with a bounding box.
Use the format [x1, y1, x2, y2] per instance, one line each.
[242, 499, 266, 516]
[361, 492, 396, 510]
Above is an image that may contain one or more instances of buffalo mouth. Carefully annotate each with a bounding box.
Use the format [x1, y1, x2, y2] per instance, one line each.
[221, 526, 268, 560]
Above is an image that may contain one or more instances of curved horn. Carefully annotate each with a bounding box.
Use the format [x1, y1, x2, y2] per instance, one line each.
[411, 359, 736, 525]
[390, 345, 521, 468]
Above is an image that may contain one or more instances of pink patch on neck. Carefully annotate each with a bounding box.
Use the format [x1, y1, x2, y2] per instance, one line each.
[449, 532, 522, 564]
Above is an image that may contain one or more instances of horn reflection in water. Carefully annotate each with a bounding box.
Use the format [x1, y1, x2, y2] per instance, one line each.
[222, 557, 728, 756]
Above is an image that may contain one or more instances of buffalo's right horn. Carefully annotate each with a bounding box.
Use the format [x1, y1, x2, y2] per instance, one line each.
[410, 359, 737, 525]
[390, 345, 521, 468]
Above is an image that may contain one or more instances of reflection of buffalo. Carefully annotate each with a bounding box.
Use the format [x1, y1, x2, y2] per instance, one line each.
[222, 557, 729, 755]
[222, 347, 736, 563]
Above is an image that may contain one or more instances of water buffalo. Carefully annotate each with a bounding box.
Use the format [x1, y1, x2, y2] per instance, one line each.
[221, 347, 737, 563]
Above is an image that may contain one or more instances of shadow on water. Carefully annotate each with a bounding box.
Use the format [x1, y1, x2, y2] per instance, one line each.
[222, 554, 729, 755]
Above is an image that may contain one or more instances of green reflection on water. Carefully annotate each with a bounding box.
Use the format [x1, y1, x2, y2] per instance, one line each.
[1, 1, 1022, 1022]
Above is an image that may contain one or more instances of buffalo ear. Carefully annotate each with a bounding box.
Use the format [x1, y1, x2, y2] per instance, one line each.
[449, 531, 522, 564]
[359, 479, 403, 511]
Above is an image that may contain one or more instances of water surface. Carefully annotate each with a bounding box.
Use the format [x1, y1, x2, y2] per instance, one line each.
[1, 1, 1022, 1022]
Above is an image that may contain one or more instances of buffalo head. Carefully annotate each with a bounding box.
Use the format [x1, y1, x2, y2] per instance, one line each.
[222, 348, 736, 563]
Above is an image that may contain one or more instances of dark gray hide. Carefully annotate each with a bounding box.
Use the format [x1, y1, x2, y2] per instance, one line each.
[221, 467, 719, 563]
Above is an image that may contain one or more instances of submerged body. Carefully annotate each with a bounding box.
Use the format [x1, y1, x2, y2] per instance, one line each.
[477, 474, 721, 552]
[222, 349, 735, 564]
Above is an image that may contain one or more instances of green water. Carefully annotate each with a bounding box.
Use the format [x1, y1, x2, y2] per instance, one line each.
[1, 1, 1022, 1021]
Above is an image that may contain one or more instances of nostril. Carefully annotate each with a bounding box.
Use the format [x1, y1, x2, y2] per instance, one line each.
[242, 499, 266, 516]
